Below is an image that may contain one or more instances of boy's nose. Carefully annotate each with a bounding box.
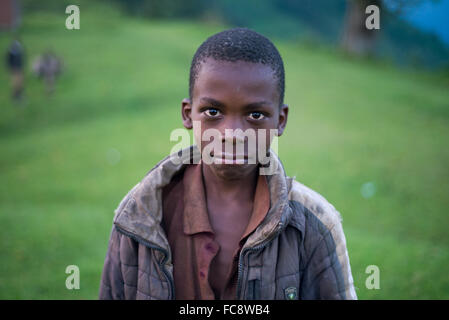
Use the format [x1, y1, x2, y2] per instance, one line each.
[221, 133, 246, 144]
[220, 122, 249, 146]
[218, 117, 247, 140]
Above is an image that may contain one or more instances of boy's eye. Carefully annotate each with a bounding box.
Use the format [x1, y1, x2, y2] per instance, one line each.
[204, 108, 221, 117]
[248, 111, 265, 120]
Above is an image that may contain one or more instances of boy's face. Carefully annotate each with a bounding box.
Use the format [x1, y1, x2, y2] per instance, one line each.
[182, 58, 288, 180]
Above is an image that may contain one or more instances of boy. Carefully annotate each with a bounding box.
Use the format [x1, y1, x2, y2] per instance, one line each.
[99, 28, 357, 300]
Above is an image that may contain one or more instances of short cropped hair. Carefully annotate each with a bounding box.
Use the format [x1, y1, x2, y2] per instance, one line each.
[189, 28, 285, 106]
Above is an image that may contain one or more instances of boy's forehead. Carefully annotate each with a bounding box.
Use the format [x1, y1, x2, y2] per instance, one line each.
[193, 58, 279, 105]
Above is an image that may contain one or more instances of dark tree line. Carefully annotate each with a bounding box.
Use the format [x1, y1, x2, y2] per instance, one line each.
[341, 0, 440, 56]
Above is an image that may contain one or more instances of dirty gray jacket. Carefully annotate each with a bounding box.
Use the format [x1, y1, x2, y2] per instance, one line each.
[99, 146, 357, 300]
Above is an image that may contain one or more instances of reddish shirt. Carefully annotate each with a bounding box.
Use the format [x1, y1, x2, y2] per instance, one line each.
[162, 163, 270, 300]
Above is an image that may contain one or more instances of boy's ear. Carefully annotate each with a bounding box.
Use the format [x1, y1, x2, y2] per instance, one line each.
[276, 104, 289, 136]
[181, 98, 193, 129]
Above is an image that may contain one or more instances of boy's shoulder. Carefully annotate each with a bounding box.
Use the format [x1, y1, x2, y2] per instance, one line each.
[287, 177, 343, 232]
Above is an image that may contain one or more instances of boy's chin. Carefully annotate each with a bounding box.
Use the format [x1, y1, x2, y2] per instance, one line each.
[206, 162, 259, 180]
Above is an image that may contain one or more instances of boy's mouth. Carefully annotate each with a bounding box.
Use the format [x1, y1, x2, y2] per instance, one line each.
[209, 151, 253, 164]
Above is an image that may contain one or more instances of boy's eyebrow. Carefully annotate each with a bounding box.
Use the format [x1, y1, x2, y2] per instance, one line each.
[200, 97, 272, 109]
[243, 101, 273, 110]
[200, 97, 225, 108]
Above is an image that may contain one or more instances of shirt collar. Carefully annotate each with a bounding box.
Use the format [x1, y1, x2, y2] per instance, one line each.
[183, 163, 214, 235]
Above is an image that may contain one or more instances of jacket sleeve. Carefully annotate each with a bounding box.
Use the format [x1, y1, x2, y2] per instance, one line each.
[326, 215, 357, 299]
[100, 182, 144, 300]
[300, 227, 348, 300]
[99, 226, 125, 300]
[288, 179, 357, 299]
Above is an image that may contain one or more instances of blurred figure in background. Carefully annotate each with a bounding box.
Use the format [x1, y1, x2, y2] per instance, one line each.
[32, 50, 62, 96]
[5, 38, 25, 102]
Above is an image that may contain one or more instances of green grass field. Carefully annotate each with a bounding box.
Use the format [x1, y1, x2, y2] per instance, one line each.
[1, 3, 448, 299]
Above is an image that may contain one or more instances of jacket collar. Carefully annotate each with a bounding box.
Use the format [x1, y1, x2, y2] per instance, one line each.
[113, 145, 296, 255]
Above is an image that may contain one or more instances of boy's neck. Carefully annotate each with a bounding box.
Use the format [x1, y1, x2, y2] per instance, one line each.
[201, 163, 259, 203]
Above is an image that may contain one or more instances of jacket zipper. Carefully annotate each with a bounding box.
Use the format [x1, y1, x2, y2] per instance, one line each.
[235, 222, 283, 299]
[115, 225, 175, 300]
